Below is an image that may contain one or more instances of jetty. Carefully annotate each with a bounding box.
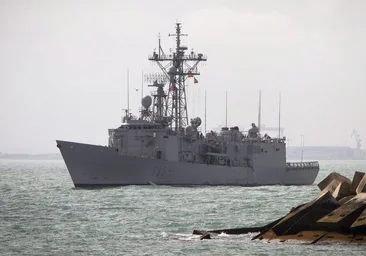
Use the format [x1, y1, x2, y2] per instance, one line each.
[194, 171, 366, 244]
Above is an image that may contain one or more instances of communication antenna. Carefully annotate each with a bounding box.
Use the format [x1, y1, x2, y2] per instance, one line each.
[127, 68, 130, 115]
[197, 88, 200, 119]
[141, 70, 144, 99]
[278, 92, 281, 138]
[225, 91, 228, 127]
[258, 91, 262, 136]
[204, 90, 207, 134]
[301, 134, 304, 162]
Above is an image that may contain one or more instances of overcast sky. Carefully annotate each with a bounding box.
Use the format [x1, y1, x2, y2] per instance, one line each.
[1, 0, 365, 153]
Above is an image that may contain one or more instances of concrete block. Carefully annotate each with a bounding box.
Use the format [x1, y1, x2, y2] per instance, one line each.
[356, 176, 366, 194]
[350, 202, 366, 233]
[318, 172, 351, 191]
[271, 192, 339, 236]
[317, 193, 366, 232]
[351, 171, 366, 193]
[332, 181, 353, 200]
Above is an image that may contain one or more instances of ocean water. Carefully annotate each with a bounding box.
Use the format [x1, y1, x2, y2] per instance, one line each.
[0, 159, 365, 255]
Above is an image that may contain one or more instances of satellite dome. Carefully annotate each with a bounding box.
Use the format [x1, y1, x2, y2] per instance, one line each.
[141, 95, 152, 109]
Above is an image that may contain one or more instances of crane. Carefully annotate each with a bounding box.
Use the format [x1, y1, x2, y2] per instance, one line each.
[351, 129, 362, 149]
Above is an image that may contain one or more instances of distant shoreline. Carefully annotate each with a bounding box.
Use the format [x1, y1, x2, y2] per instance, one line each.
[0, 154, 62, 160]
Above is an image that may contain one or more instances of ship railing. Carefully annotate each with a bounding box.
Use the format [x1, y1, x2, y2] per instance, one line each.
[242, 137, 286, 144]
[262, 138, 286, 143]
[286, 161, 319, 169]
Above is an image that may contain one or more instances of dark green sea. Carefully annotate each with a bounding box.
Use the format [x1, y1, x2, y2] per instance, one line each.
[1, 159, 365, 255]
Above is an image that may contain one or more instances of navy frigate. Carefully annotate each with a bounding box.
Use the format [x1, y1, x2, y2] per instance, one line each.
[56, 23, 319, 187]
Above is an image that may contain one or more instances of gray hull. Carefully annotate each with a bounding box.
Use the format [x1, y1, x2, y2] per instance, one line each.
[56, 140, 319, 187]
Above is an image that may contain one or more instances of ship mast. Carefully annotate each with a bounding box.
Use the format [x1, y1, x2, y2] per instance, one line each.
[148, 23, 207, 131]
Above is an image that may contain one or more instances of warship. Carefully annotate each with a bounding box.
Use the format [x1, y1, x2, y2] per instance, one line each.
[56, 23, 319, 187]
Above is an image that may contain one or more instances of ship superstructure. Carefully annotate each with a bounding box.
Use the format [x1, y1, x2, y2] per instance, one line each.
[57, 23, 319, 187]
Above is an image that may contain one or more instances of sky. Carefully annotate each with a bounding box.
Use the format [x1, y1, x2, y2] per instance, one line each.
[1, 0, 366, 153]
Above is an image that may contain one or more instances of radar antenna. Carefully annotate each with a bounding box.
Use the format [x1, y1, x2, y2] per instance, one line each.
[148, 80, 168, 123]
[148, 23, 207, 131]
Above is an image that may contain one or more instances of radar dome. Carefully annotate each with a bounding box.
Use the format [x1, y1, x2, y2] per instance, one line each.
[185, 126, 193, 136]
[141, 95, 152, 109]
[169, 66, 178, 75]
[190, 117, 202, 129]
